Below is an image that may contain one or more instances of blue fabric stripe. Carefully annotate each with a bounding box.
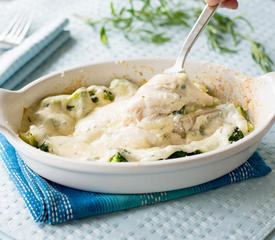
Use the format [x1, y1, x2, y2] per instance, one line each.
[0, 134, 271, 224]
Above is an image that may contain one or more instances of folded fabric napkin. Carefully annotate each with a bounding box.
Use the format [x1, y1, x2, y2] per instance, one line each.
[0, 18, 70, 90]
[0, 134, 271, 224]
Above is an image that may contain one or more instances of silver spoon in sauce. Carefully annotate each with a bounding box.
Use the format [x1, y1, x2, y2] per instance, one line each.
[164, 3, 221, 74]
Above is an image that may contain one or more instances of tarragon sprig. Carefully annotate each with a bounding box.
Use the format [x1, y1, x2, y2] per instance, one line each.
[77, 0, 274, 72]
[193, 8, 273, 72]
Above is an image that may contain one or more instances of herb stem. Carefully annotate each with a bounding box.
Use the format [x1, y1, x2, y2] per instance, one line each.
[77, 0, 274, 72]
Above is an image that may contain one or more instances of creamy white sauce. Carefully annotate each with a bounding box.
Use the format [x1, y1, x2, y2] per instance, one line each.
[20, 73, 250, 162]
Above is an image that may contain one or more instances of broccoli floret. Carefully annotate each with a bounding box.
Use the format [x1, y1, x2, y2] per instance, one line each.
[39, 142, 49, 152]
[168, 151, 188, 159]
[236, 105, 247, 118]
[187, 150, 202, 156]
[88, 86, 115, 104]
[88, 89, 99, 103]
[66, 88, 94, 118]
[247, 122, 254, 132]
[91, 96, 99, 103]
[103, 89, 114, 101]
[19, 132, 51, 152]
[229, 127, 244, 143]
[19, 131, 38, 148]
[168, 150, 202, 159]
[88, 89, 96, 96]
[236, 105, 254, 132]
[109, 153, 128, 162]
[41, 97, 63, 109]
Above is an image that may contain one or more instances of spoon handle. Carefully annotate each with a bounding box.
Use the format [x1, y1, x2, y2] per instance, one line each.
[165, 4, 220, 73]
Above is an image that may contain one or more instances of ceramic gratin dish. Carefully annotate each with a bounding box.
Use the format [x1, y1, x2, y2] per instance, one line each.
[0, 58, 274, 193]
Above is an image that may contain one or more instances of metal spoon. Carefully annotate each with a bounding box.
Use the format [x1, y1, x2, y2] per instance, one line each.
[164, 3, 221, 73]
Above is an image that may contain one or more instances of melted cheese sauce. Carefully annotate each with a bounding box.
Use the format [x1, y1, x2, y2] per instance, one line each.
[20, 73, 250, 162]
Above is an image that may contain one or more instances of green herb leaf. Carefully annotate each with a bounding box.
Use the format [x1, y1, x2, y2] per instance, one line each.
[100, 26, 108, 45]
[110, 2, 116, 16]
[250, 41, 274, 72]
[139, 31, 170, 44]
[233, 16, 254, 32]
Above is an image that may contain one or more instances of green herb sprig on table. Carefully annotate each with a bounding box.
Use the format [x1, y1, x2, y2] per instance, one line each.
[193, 9, 274, 72]
[77, 0, 274, 72]
[77, 0, 189, 44]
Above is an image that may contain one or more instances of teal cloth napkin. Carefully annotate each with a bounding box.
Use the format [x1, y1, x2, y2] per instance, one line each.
[0, 134, 271, 224]
[0, 18, 70, 90]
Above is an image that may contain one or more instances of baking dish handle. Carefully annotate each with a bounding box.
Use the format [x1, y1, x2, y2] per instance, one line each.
[0, 124, 19, 140]
[0, 88, 20, 140]
[264, 72, 275, 123]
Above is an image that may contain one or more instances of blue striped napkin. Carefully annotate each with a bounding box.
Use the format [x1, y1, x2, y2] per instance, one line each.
[0, 134, 271, 224]
[0, 18, 70, 90]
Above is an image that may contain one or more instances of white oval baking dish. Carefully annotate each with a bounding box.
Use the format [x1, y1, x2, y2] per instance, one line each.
[0, 58, 274, 193]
